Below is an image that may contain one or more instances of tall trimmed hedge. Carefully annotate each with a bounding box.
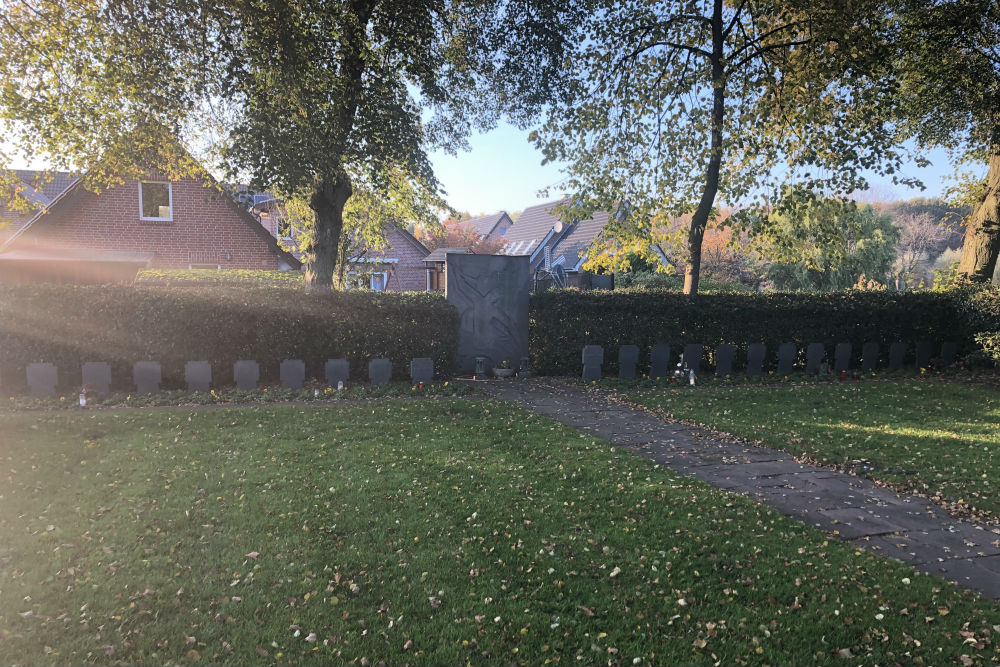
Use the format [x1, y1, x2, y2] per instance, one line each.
[529, 287, 1000, 376]
[0, 285, 458, 392]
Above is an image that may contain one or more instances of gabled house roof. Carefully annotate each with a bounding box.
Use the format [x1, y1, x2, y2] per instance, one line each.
[499, 201, 560, 257]
[460, 211, 511, 238]
[550, 211, 612, 270]
[500, 198, 611, 270]
[1, 170, 79, 239]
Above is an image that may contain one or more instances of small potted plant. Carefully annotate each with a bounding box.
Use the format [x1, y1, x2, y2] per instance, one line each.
[493, 359, 515, 378]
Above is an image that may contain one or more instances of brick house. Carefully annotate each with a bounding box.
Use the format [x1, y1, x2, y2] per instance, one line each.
[343, 226, 431, 292]
[0, 168, 300, 282]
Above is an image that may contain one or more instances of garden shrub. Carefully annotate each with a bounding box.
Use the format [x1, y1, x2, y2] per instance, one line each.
[529, 286, 999, 376]
[0, 284, 458, 392]
[136, 268, 305, 287]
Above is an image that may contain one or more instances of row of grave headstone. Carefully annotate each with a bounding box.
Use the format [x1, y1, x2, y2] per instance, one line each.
[581, 341, 958, 380]
[17, 358, 437, 399]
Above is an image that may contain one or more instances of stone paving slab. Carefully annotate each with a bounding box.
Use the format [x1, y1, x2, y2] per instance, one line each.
[478, 377, 1000, 600]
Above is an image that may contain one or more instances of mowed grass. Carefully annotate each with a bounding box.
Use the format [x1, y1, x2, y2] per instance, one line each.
[628, 380, 1000, 520]
[0, 401, 997, 667]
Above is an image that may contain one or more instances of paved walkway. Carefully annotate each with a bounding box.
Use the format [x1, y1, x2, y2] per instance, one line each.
[478, 377, 1000, 600]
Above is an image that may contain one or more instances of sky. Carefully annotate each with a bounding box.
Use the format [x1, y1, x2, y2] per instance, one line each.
[428, 122, 972, 217]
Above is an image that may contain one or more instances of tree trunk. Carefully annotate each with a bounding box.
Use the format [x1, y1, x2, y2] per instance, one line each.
[683, 0, 725, 296]
[305, 171, 353, 291]
[302, 0, 372, 292]
[956, 150, 1000, 284]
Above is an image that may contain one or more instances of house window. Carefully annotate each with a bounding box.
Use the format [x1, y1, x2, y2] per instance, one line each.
[139, 181, 172, 220]
[277, 216, 293, 240]
[370, 272, 387, 291]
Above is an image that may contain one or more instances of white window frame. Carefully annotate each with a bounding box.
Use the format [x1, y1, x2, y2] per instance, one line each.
[369, 271, 388, 292]
[138, 181, 173, 221]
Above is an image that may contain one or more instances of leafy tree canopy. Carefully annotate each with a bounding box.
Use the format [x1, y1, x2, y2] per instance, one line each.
[892, 0, 1000, 282]
[530, 0, 912, 293]
[0, 0, 580, 288]
[757, 191, 901, 291]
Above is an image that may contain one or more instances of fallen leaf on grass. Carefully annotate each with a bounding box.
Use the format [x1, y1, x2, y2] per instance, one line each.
[578, 605, 595, 617]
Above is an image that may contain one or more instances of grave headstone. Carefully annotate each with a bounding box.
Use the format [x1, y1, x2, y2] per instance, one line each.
[834, 342, 852, 373]
[715, 343, 735, 377]
[234, 360, 260, 391]
[325, 358, 350, 387]
[777, 343, 796, 375]
[618, 345, 639, 379]
[582, 345, 604, 381]
[133, 361, 161, 395]
[889, 342, 907, 371]
[280, 360, 306, 389]
[747, 343, 766, 376]
[369, 358, 392, 385]
[940, 341, 957, 366]
[410, 358, 434, 385]
[861, 342, 879, 372]
[683, 344, 703, 375]
[650, 344, 671, 379]
[915, 341, 933, 370]
[27, 362, 57, 398]
[185, 361, 212, 393]
[82, 362, 111, 395]
[805, 343, 825, 374]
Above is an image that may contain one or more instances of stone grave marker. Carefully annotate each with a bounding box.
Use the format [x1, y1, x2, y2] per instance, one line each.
[369, 358, 392, 385]
[806, 343, 825, 374]
[82, 362, 111, 395]
[940, 341, 957, 366]
[185, 361, 212, 393]
[618, 345, 639, 379]
[325, 359, 349, 387]
[650, 344, 671, 379]
[861, 342, 879, 372]
[715, 344, 735, 377]
[834, 343, 852, 373]
[582, 345, 604, 380]
[777, 343, 796, 375]
[234, 360, 260, 391]
[133, 361, 161, 394]
[889, 342, 906, 371]
[747, 343, 766, 376]
[410, 358, 434, 385]
[27, 362, 57, 398]
[915, 341, 933, 369]
[280, 360, 306, 389]
[683, 344, 703, 375]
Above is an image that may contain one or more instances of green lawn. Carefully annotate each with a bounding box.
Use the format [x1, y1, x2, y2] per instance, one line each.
[1, 400, 998, 666]
[627, 379, 1000, 520]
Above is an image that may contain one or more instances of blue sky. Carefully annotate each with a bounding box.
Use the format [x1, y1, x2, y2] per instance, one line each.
[429, 122, 970, 217]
